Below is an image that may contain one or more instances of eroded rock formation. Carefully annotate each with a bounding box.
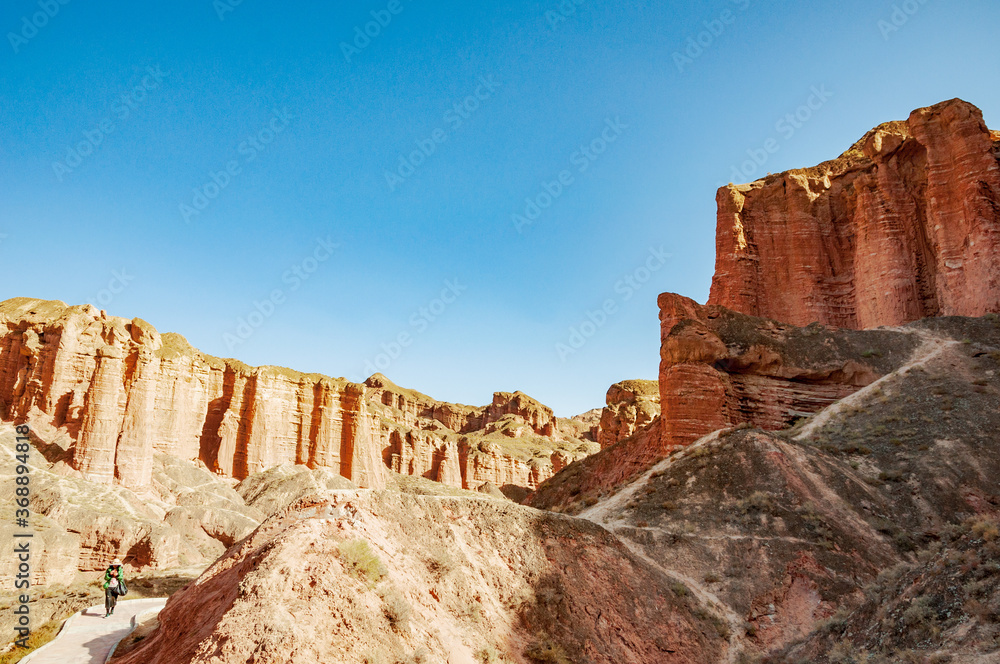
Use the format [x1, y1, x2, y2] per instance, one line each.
[710, 98, 1000, 329]
[0, 298, 595, 492]
[597, 379, 659, 449]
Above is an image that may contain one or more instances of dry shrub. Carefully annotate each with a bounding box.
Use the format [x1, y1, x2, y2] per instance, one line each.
[337, 539, 387, 587]
[525, 637, 571, 664]
[378, 586, 412, 631]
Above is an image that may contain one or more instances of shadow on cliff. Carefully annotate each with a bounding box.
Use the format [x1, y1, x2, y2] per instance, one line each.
[22, 421, 74, 466]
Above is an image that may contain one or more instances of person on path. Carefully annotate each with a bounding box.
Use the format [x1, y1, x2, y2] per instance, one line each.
[102, 559, 126, 618]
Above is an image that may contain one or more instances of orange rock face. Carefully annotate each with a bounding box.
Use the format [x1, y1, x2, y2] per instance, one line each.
[710, 98, 1000, 329]
[0, 299, 589, 492]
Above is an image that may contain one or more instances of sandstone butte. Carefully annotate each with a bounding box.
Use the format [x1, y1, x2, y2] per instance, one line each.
[709, 98, 1000, 330]
[0, 298, 599, 493]
[660, 98, 1000, 453]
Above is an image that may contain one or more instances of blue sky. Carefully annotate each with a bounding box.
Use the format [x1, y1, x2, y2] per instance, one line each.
[1, 0, 998, 416]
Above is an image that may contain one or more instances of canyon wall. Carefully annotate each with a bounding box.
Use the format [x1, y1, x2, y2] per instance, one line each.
[0, 298, 594, 492]
[709, 98, 1000, 329]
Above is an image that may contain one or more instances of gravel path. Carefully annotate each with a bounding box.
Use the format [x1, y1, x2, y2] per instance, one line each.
[18, 598, 167, 664]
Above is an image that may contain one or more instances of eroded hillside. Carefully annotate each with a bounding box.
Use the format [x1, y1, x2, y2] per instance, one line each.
[531, 314, 1000, 659]
[113, 490, 729, 664]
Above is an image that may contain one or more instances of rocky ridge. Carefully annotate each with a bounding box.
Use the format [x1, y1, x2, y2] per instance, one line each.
[535, 313, 1000, 658]
[597, 379, 660, 450]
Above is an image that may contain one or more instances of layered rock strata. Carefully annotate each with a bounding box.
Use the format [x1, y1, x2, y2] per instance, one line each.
[0, 299, 595, 493]
[709, 98, 1000, 329]
[657, 293, 921, 451]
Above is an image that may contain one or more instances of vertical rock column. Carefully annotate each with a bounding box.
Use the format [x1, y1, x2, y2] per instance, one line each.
[115, 348, 160, 488]
[851, 131, 931, 328]
[340, 383, 387, 489]
[73, 345, 126, 484]
[658, 294, 732, 451]
[908, 100, 1000, 318]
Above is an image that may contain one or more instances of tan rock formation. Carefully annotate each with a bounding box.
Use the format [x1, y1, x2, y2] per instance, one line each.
[709, 98, 1000, 329]
[597, 379, 660, 449]
[114, 491, 729, 664]
[0, 424, 265, 585]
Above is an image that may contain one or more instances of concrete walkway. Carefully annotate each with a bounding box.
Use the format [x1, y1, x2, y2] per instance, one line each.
[18, 598, 167, 664]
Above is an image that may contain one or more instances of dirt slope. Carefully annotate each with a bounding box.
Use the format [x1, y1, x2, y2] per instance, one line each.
[114, 491, 729, 664]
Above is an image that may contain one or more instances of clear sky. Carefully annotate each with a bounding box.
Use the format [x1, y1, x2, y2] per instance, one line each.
[2, 0, 998, 416]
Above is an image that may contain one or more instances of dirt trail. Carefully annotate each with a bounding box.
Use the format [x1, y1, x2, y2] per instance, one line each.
[576, 429, 748, 663]
[795, 329, 957, 441]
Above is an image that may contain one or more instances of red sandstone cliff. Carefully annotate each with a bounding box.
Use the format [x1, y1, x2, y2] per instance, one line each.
[0, 298, 595, 493]
[655, 98, 1000, 454]
[710, 98, 1000, 329]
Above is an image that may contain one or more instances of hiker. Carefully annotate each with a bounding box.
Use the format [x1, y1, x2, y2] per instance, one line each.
[103, 559, 126, 617]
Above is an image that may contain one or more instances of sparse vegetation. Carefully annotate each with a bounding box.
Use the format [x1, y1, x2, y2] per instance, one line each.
[818, 606, 851, 634]
[424, 545, 456, 579]
[378, 586, 412, 631]
[0, 616, 66, 664]
[970, 516, 999, 542]
[736, 491, 773, 514]
[691, 605, 731, 640]
[525, 637, 571, 664]
[337, 539, 387, 588]
[878, 469, 905, 482]
[475, 645, 502, 663]
[395, 648, 430, 664]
